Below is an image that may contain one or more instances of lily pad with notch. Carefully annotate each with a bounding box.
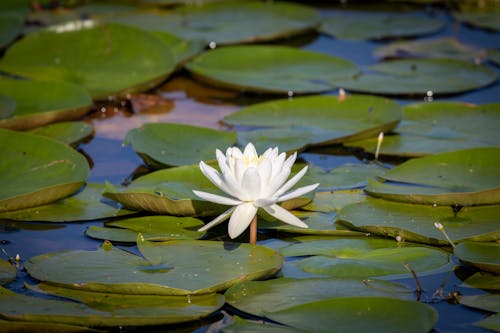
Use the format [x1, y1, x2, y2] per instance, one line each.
[29, 121, 94, 147]
[454, 241, 500, 274]
[25, 238, 283, 295]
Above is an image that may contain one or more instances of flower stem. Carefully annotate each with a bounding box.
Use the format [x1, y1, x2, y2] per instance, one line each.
[249, 215, 257, 245]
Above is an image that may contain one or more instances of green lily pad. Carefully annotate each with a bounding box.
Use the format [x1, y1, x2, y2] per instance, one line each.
[103, 163, 313, 216]
[303, 163, 388, 191]
[0, 285, 224, 327]
[186, 45, 359, 94]
[454, 241, 500, 274]
[462, 272, 500, 291]
[124, 123, 237, 168]
[0, 13, 23, 48]
[85, 215, 205, 242]
[152, 32, 205, 68]
[265, 297, 438, 333]
[0, 128, 89, 213]
[374, 37, 487, 62]
[0, 78, 92, 130]
[0, 183, 134, 222]
[489, 49, 500, 66]
[453, 3, 500, 32]
[476, 313, 500, 332]
[281, 237, 449, 278]
[0, 259, 16, 285]
[225, 277, 413, 317]
[0, 94, 15, 120]
[346, 102, 500, 157]
[30, 121, 93, 147]
[365, 147, 500, 206]
[0, 22, 175, 100]
[104, 2, 319, 45]
[334, 58, 497, 96]
[339, 197, 500, 246]
[301, 189, 367, 213]
[0, 319, 100, 333]
[25, 239, 283, 295]
[222, 316, 298, 333]
[321, 11, 443, 40]
[224, 94, 401, 149]
[261, 211, 364, 237]
[460, 294, 500, 313]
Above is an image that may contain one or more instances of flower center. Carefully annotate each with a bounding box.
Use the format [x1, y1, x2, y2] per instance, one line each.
[242, 154, 263, 166]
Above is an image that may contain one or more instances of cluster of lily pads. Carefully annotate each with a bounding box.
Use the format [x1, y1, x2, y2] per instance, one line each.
[0, 0, 499, 332]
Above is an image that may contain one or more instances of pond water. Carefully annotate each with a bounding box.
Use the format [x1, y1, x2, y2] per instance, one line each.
[1, 2, 499, 333]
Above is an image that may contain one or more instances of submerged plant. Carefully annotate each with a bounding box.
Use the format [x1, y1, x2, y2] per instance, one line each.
[193, 143, 319, 244]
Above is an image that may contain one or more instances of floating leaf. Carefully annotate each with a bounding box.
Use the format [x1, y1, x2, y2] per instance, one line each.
[85, 215, 205, 242]
[365, 147, 500, 205]
[462, 272, 500, 291]
[339, 197, 500, 245]
[222, 316, 297, 333]
[265, 297, 438, 333]
[0, 13, 23, 48]
[281, 237, 449, 278]
[489, 49, 500, 66]
[0, 129, 89, 212]
[0, 94, 15, 120]
[0, 183, 134, 222]
[0, 78, 92, 130]
[124, 123, 237, 168]
[460, 294, 500, 313]
[30, 121, 94, 147]
[0, 285, 224, 327]
[261, 211, 364, 237]
[186, 45, 359, 94]
[301, 189, 367, 213]
[302, 163, 388, 191]
[224, 94, 401, 150]
[321, 11, 443, 40]
[454, 241, 500, 274]
[0, 319, 100, 333]
[25, 240, 283, 295]
[0, 22, 175, 100]
[334, 58, 497, 95]
[103, 163, 313, 216]
[374, 37, 487, 62]
[0, 259, 15, 285]
[225, 277, 413, 317]
[104, 2, 320, 45]
[346, 102, 500, 157]
[476, 313, 500, 332]
[453, 5, 500, 31]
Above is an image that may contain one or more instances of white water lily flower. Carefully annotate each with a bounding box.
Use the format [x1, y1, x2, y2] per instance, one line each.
[193, 143, 319, 239]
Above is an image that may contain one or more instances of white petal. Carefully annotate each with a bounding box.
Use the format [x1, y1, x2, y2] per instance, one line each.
[274, 165, 308, 198]
[258, 158, 272, 184]
[228, 203, 258, 239]
[216, 151, 244, 198]
[243, 142, 258, 159]
[283, 152, 297, 170]
[235, 159, 247, 184]
[198, 207, 236, 232]
[277, 183, 319, 202]
[271, 153, 286, 178]
[261, 166, 291, 198]
[193, 190, 241, 206]
[241, 167, 261, 200]
[255, 198, 276, 207]
[263, 204, 308, 228]
[199, 161, 234, 195]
